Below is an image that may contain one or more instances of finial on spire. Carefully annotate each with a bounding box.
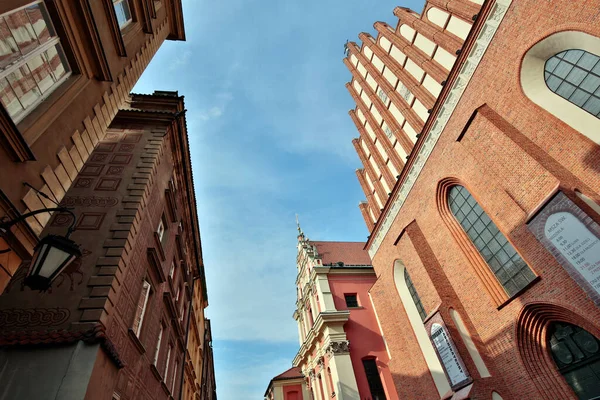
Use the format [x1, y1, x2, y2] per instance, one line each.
[296, 214, 304, 237]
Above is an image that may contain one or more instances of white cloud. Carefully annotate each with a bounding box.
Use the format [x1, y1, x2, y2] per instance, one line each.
[169, 50, 193, 70]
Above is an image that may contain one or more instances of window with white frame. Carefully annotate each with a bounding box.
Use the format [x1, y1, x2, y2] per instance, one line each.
[0, 1, 71, 123]
[153, 324, 163, 365]
[164, 344, 172, 379]
[157, 215, 167, 243]
[169, 260, 175, 280]
[113, 0, 132, 29]
[171, 360, 178, 393]
[132, 279, 151, 336]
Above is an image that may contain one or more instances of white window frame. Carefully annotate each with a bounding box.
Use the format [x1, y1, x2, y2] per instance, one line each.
[0, 1, 72, 124]
[157, 217, 165, 242]
[153, 324, 163, 365]
[169, 260, 175, 280]
[171, 360, 178, 393]
[112, 0, 132, 29]
[164, 344, 172, 380]
[132, 279, 151, 336]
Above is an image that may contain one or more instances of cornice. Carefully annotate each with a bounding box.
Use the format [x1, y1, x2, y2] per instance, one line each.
[293, 311, 350, 366]
[367, 0, 512, 258]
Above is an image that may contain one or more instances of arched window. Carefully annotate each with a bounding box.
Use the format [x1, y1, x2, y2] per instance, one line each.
[544, 49, 600, 118]
[548, 322, 600, 399]
[448, 185, 535, 296]
[404, 268, 426, 321]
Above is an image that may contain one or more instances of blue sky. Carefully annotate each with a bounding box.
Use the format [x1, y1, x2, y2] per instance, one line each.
[134, 0, 423, 398]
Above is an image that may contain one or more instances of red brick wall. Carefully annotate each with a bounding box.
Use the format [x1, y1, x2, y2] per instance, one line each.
[368, 1, 600, 399]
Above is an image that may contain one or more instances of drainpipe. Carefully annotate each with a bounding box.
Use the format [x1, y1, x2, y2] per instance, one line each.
[179, 275, 198, 399]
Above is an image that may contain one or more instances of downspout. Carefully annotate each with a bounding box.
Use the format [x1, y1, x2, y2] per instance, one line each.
[179, 276, 198, 399]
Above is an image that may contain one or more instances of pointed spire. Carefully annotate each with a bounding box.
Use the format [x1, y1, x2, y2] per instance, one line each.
[296, 214, 305, 241]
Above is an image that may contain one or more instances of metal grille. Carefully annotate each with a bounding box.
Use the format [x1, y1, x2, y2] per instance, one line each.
[448, 185, 535, 297]
[544, 49, 600, 118]
[404, 268, 426, 321]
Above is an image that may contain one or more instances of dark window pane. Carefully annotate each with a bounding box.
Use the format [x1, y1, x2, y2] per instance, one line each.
[553, 62, 573, 79]
[571, 89, 591, 107]
[566, 67, 587, 86]
[448, 185, 534, 296]
[583, 96, 600, 116]
[577, 52, 599, 69]
[563, 49, 584, 63]
[545, 49, 600, 120]
[344, 294, 358, 308]
[404, 268, 426, 321]
[581, 74, 600, 94]
[556, 81, 577, 98]
[545, 57, 560, 72]
[363, 359, 386, 400]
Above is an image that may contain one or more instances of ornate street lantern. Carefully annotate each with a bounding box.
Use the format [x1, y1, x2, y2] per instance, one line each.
[0, 207, 80, 291]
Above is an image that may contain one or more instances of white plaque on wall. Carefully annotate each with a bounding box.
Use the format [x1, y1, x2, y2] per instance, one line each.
[528, 192, 600, 306]
[431, 323, 469, 388]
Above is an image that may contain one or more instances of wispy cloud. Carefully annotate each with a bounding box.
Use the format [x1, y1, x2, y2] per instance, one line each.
[169, 49, 192, 70]
[134, 0, 417, 398]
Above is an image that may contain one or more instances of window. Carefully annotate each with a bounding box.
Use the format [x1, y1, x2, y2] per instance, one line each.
[157, 215, 167, 244]
[544, 49, 600, 118]
[344, 294, 359, 308]
[362, 359, 386, 400]
[448, 185, 535, 296]
[153, 324, 163, 366]
[377, 88, 389, 104]
[169, 260, 175, 280]
[164, 344, 172, 379]
[132, 279, 151, 336]
[404, 269, 426, 321]
[113, 0, 132, 29]
[0, 1, 71, 123]
[548, 322, 600, 399]
[171, 360, 178, 393]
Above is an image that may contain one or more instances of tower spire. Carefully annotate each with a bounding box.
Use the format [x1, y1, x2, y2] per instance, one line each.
[296, 214, 305, 241]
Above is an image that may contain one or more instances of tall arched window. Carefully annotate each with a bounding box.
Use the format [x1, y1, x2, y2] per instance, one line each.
[448, 185, 535, 296]
[544, 49, 600, 118]
[548, 322, 600, 399]
[404, 268, 427, 321]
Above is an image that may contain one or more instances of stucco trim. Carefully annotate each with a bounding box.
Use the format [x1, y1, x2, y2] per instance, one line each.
[368, 0, 513, 258]
[520, 30, 600, 145]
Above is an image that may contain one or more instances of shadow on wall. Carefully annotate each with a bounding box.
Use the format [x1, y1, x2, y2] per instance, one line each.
[338, 381, 359, 399]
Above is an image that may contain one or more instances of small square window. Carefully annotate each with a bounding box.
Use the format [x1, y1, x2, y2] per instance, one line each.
[169, 261, 176, 280]
[345, 294, 359, 308]
[157, 215, 168, 244]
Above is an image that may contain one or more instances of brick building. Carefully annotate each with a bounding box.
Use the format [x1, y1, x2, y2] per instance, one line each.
[291, 225, 396, 400]
[0, 1, 213, 399]
[345, 0, 600, 399]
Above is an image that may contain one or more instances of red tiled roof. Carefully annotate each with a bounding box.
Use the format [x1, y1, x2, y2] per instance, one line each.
[265, 367, 304, 396]
[311, 241, 371, 266]
[273, 366, 303, 381]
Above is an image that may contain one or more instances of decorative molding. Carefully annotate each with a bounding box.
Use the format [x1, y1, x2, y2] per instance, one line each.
[61, 195, 118, 207]
[368, 0, 512, 258]
[0, 308, 70, 328]
[325, 340, 350, 357]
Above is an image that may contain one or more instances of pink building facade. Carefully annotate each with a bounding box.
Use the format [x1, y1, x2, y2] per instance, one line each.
[291, 226, 397, 400]
[264, 367, 309, 400]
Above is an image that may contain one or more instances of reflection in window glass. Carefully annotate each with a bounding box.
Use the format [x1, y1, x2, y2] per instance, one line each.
[448, 185, 535, 296]
[113, 0, 132, 29]
[545, 49, 600, 118]
[0, 1, 70, 123]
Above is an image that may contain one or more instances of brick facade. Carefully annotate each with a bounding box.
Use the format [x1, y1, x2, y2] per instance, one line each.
[347, 0, 600, 399]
